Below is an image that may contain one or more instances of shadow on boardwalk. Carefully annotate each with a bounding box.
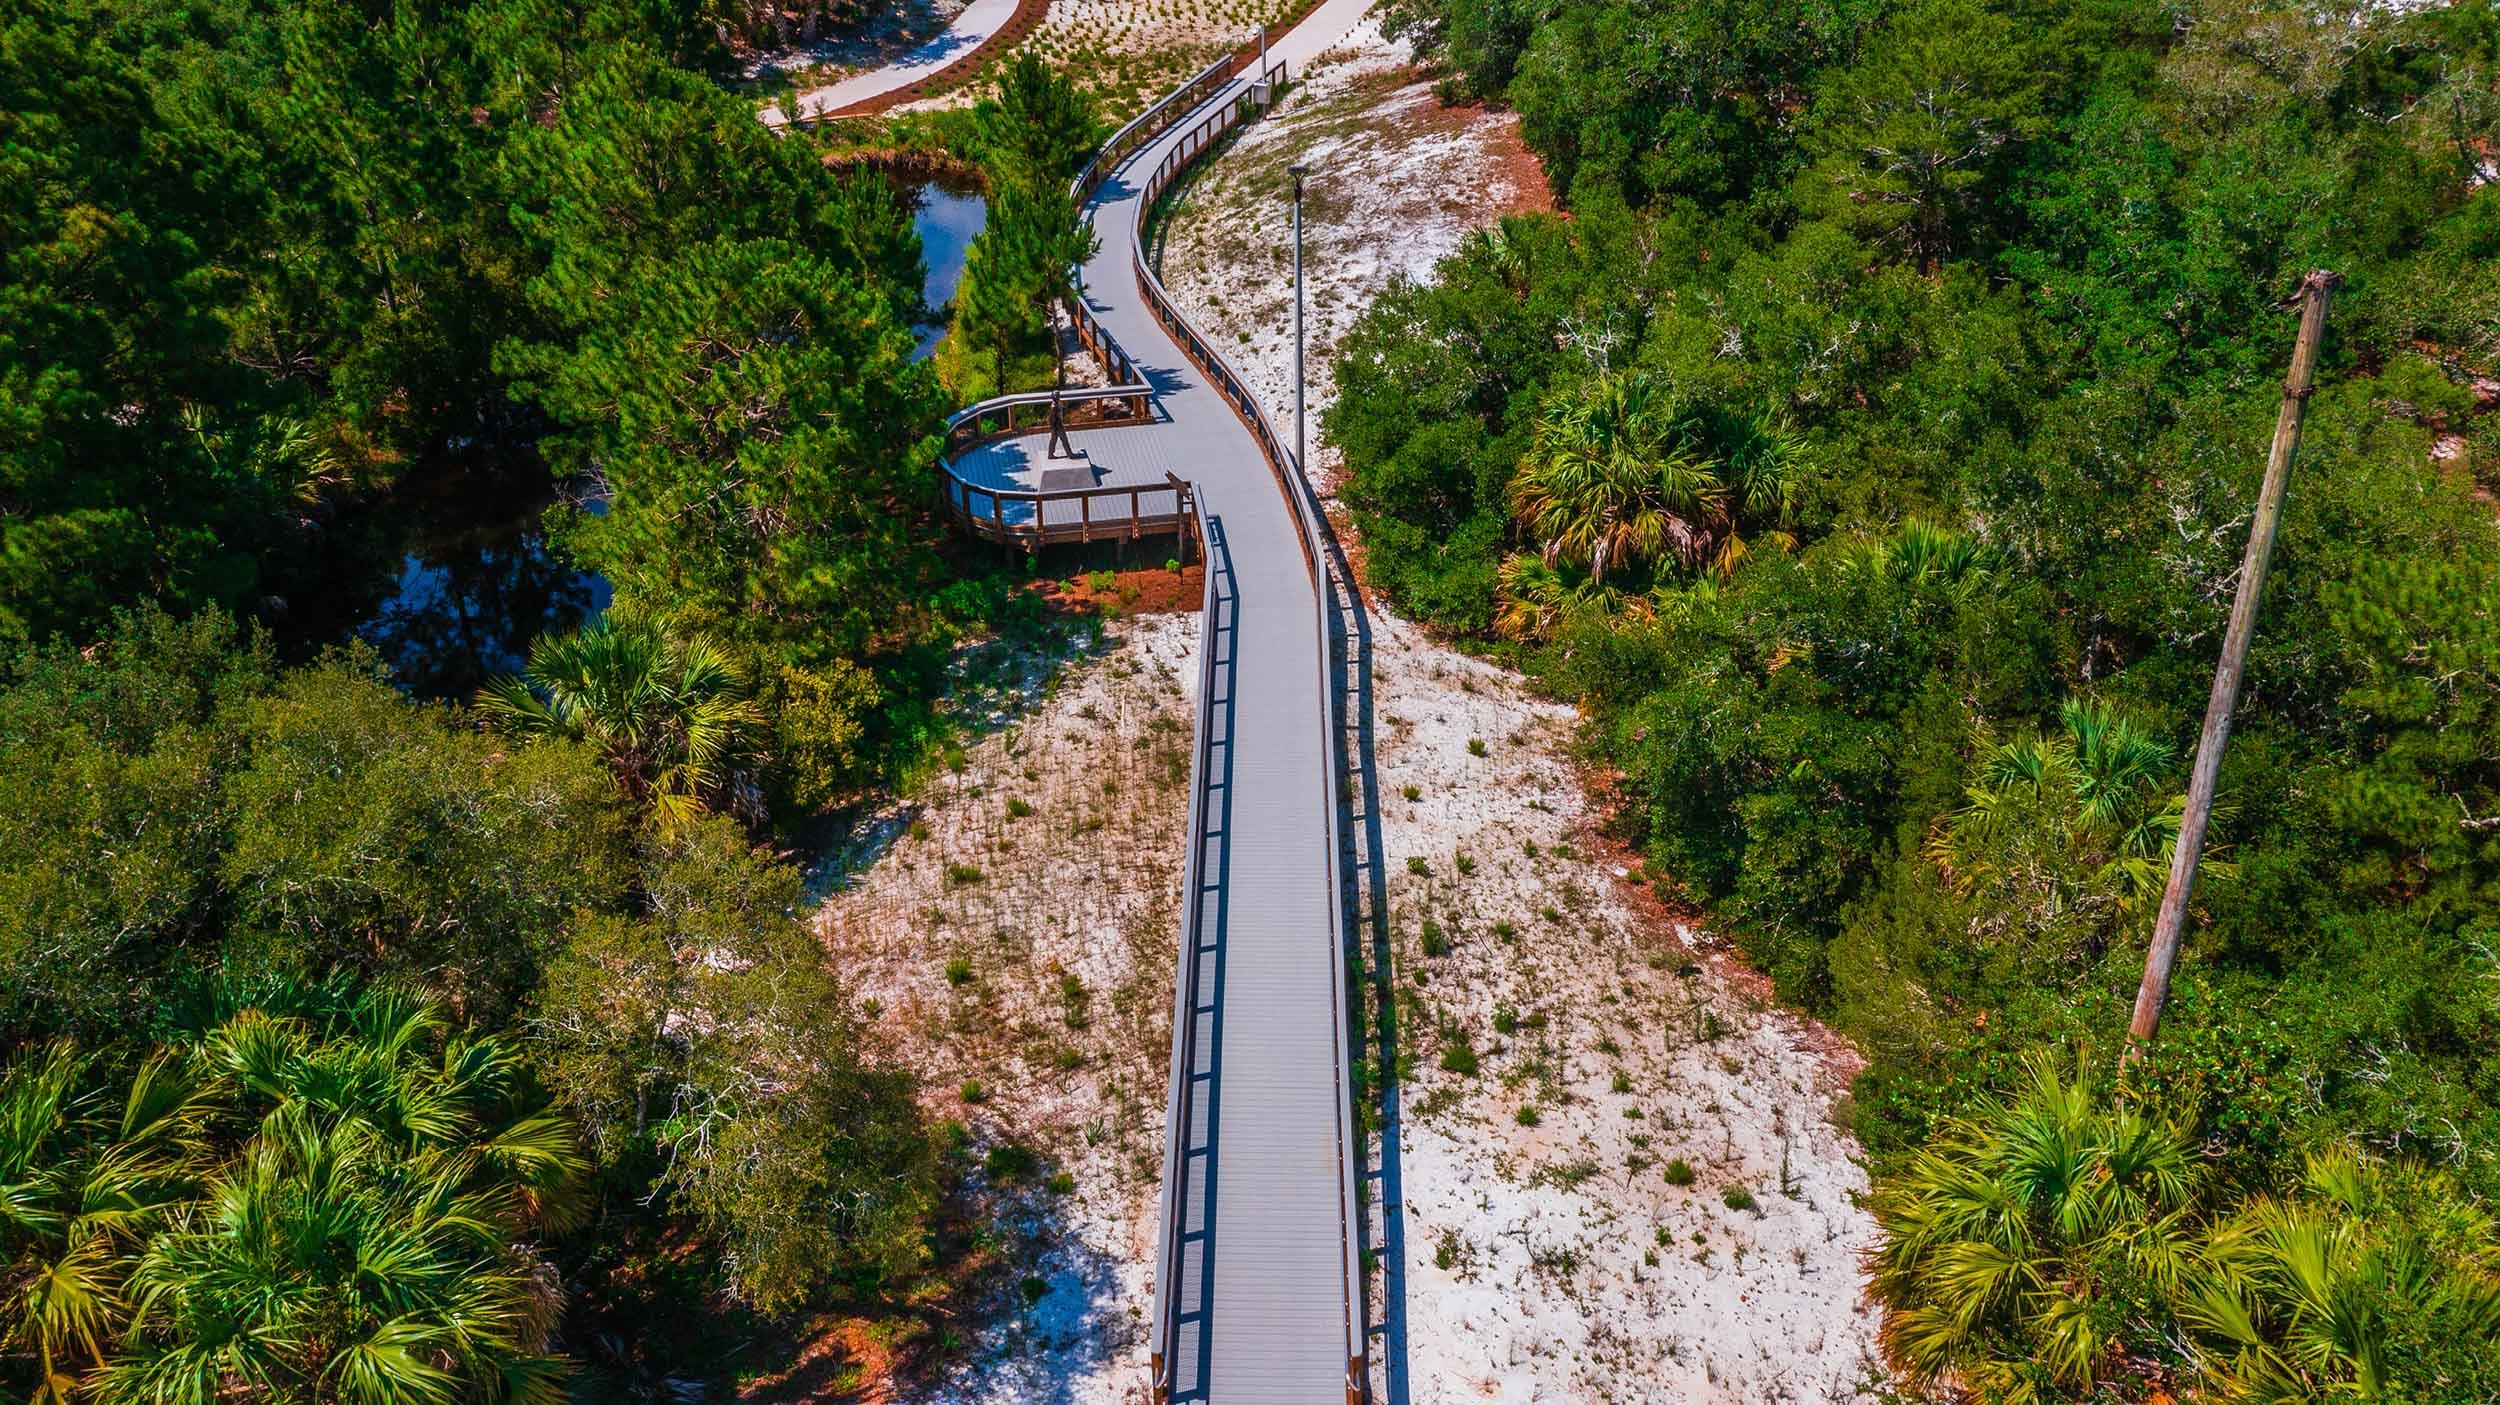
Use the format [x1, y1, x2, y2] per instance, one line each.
[1319, 508, 1411, 1405]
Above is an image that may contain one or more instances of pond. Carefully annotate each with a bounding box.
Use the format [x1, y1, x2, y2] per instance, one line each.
[911, 178, 987, 358]
[345, 460, 610, 700]
[334, 178, 982, 699]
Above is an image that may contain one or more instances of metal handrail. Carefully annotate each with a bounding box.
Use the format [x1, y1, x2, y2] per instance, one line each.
[1122, 58, 1370, 1405]
[1073, 53, 1242, 203]
[920, 40, 1367, 1401]
[930, 49, 1247, 541]
[1149, 480, 1220, 1401]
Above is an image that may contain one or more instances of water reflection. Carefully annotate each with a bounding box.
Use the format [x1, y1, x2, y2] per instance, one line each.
[349, 465, 608, 700]
[911, 179, 986, 359]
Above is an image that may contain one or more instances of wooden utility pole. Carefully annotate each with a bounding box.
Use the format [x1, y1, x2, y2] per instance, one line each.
[2126, 270, 2339, 1055]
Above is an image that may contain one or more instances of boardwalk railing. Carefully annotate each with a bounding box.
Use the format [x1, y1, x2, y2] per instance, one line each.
[927, 47, 1367, 1404]
[1124, 59, 1370, 1405]
[934, 47, 1278, 551]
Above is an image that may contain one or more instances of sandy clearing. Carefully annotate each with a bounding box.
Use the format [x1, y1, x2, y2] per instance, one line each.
[816, 612, 1199, 1405]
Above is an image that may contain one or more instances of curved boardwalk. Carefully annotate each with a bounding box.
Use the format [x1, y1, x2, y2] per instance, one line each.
[761, 0, 1044, 127]
[950, 3, 1379, 1397]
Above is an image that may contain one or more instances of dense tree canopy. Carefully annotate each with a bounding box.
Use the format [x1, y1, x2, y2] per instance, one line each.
[0, 606, 943, 1393]
[1343, 0, 2500, 1394]
[1, 0, 954, 800]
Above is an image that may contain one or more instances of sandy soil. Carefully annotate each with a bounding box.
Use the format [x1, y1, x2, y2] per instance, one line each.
[1154, 26, 1891, 1403]
[814, 611, 1200, 1405]
[1151, 17, 1552, 487]
[892, 0, 1300, 122]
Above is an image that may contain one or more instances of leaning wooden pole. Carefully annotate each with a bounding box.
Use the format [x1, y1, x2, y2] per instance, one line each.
[2126, 270, 2339, 1055]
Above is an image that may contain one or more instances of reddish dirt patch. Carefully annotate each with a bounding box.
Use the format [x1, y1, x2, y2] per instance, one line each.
[1031, 562, 1205, 615]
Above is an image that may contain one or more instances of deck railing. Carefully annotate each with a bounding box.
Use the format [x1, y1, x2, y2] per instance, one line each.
[1124, 58, 1370, 1405]
[926, 44, 1368, 1405]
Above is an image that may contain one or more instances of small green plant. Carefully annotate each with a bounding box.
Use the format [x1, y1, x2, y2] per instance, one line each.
[1006, 796, 1035, 820]
[1722, 1186, 1758, 1213]
[1406, 856, 1429, 876]
[1059, 973, 1093, 1029]
[1523, 839, 1539, 857]
[960, 1078, 988, 1103]
[907, 819, 931, 842]
[1401, 784, 1421, 802]
[1492, 1004, 1519, 1035]
[944, 957, 973, 986]
[945, 862, 984, 887]
[1467, 737, 1488, 757]
[1439, 1038, 1479, 1076]
[1493, 920, 1517, 940]
[1052, 1046, 1084, 1071]
[1664, 1158, 1697, 1186]
[1453, 853, 1475, 876]
[1611, 1070, 1633, 1094]
[1515, 1105, 1542, 1127]
[985, 1144, 1038, 1181]
[1165, 556, 1182, 572]
[1047, 1171, 1077, 1195]
[1421, 920, 1449, 957]
[1540, 905, 1562, 923]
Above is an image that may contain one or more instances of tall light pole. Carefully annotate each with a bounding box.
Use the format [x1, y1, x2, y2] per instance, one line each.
[1289, 162, 1308, 473]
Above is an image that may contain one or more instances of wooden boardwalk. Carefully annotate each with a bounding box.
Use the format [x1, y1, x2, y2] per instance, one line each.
[935, 2, 1381, 1394]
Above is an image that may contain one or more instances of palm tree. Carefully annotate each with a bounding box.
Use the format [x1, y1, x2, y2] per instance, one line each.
[1713, 406, 1805, 576]
[1870, 1057, 2202, 1401]
[2178, 1151, 2500, 1402]
[478, 618, 766, 830]
[94, 990, 583, 1405]
[1511, 371, 1728, 587]
[1, 989, 584, 1402]
[1936, 698, 2197, 916]
[1491, 554, 1653, 641]
[1458, 216, 1537, 294]
[1511, 372, 1812, 591]
[1836, 519, 1994, 591]
[0, 1045, 215, 1404]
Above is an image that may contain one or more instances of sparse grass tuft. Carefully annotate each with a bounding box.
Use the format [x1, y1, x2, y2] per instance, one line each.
[1664, 1158, 1697, 1186]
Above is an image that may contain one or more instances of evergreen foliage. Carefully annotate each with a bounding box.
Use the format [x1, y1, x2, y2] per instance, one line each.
[1348, 0, 2500, 1392]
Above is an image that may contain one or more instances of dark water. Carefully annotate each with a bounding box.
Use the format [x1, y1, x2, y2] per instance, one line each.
[911, 179, 986, 359]
[348, 464, 610, 699]
[339, 181, 977, 697]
